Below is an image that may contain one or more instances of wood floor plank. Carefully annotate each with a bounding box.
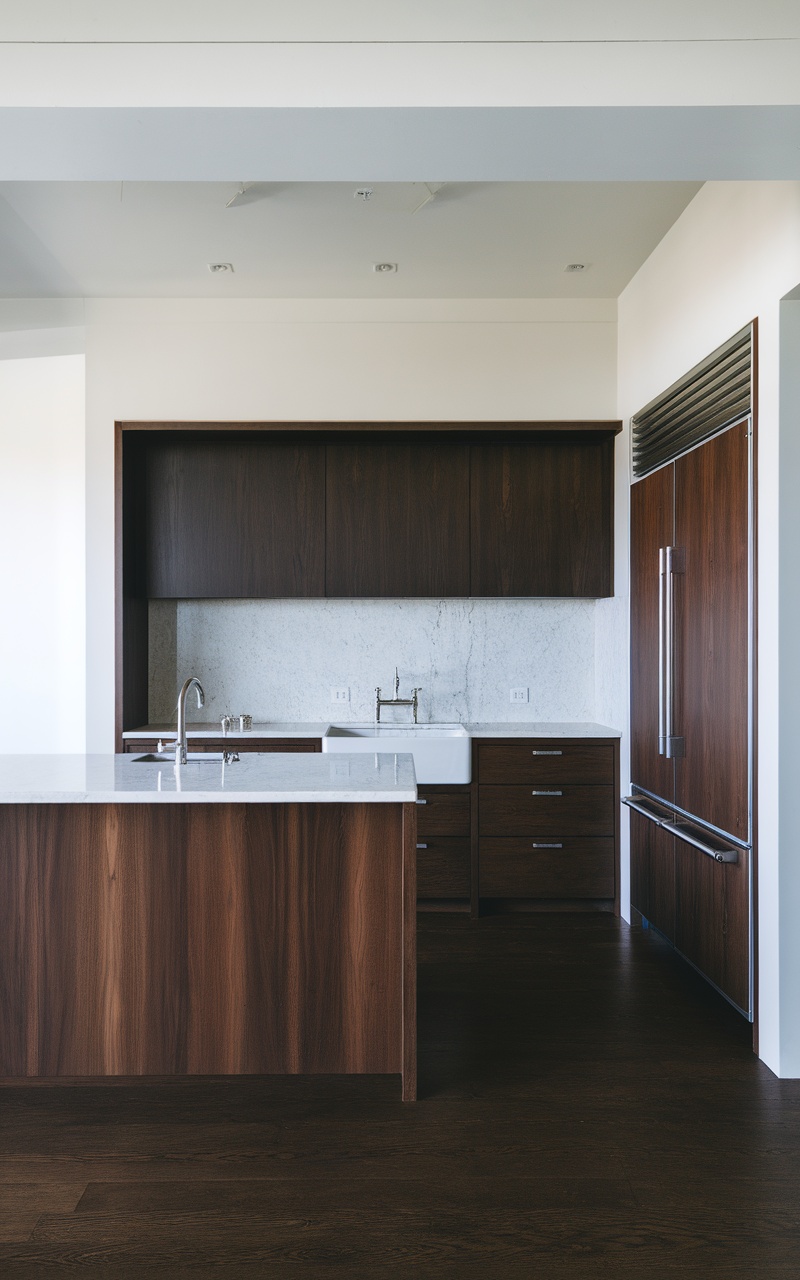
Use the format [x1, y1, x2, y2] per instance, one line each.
[0, 1183, 85, 1243]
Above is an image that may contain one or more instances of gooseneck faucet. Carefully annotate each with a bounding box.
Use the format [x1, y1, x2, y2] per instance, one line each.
[176, 676, 205, 765]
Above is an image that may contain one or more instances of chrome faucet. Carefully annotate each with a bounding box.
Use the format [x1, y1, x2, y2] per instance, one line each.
[375, 668, 421, 724]
[175, 676, 205, 765]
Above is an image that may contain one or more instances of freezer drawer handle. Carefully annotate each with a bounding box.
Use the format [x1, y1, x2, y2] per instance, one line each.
[621, 795, 671, 824]
[531, 790, 562, 797]
[531, 842, 563, 848]
[531, 749, 562, 756]
[662, 820, 739, 864]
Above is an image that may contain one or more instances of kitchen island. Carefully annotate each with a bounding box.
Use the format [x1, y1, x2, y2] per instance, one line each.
[0, 754, 417, 1099]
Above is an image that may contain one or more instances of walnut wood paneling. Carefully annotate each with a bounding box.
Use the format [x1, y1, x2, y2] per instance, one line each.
[478, 785, 615, 838]
[415, 788, 471, 839]
[325, 440, 470, 597]
[629, 811, 676, 942]
[477, 742, 614, 786]
[470, 438, 614, 597]
[674, 837, 751, 1013]
[144, 437, 326, 598]
[674, 423, 750, 843]
[479, 838, 615, 899]
[0, 803, 412, 1091]
[416, 838, 471, 899]
[630, 462, 675, 804]
[123, 739, 321, 754]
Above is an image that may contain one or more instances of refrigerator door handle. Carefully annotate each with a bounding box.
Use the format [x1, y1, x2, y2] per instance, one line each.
[658, 547, 666, 755]
[665, 545, 685, 759]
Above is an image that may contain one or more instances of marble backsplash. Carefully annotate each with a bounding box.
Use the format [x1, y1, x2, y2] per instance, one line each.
[149, 597, 597, 725]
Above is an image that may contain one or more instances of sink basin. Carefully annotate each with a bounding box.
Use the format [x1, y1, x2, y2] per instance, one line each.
[322, 724, 471, 784]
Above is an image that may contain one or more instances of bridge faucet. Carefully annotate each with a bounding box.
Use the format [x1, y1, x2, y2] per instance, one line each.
[375, 668, 421, 724]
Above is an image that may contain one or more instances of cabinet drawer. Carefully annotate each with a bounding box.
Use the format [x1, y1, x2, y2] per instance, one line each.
[478, 742, 613, 785]
[123, 738, 320, 754]
[417, 837, 471, 899]
[480, 838, 615, 898]
[479, 785, 614, 837]
[416, 789, 471, 838]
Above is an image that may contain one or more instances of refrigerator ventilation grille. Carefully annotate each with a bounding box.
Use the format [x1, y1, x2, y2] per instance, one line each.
[631, 324, 752, 478]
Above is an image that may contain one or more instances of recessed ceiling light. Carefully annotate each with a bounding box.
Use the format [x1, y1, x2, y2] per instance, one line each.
[208, 262, 234, 274]
[564, 263, 586, 272]
[355, 188, 374, 201]
[373, 262, 398, 274]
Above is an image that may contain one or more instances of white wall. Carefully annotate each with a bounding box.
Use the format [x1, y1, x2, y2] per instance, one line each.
[0, 354, 86, 750]
[615, 180, 800, 1076]
[85, 296, 618, 748]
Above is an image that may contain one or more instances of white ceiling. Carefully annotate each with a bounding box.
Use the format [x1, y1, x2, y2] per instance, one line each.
[0, 181, 702, 299]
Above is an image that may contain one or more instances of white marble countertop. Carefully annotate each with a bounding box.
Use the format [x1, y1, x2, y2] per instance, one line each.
[0, 753, 417, 805]
[125, 720, 621, 741]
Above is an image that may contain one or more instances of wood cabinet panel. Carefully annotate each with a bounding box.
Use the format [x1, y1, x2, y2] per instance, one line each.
[470, 438, 613, 597]
[416, 788, 471, 838]
[674, 836, 750, 1013]
[325, 440, 470, 597]
[478, 742, 613, 785]
[630, 464, 676, 805]
[416, 837, 471, 899]
[480, 838, 615, 899]
[629, 811, 676, 942]
[478, 785, 614, 838]
[674, 423, 750, 843]
[0, 802, 411, 1081]
[123, 739, 320, 754]
[144, 438, 326, 598]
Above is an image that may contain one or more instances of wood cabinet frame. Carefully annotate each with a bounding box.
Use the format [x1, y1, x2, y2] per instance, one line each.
[115, 420, 621, 748]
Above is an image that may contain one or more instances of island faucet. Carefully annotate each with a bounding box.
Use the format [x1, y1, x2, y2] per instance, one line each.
[176, 676, 205, 765]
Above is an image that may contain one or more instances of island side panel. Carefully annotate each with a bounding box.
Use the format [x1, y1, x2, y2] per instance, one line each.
[402, 801, 418, 1102]
[0, 801, 406, 1082]
[0, 804, 188, 1077]
[184, 802, 403, 1075]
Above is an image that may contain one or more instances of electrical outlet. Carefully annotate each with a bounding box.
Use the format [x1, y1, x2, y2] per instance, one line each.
[510, 687, 529, 704]
[330, 687, 350, 704]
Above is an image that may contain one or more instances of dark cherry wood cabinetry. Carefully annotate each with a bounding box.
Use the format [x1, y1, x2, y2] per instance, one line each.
[476, 739, 619, 910]
[415, 786, 471, 904]
[470, 437, 614, 598]
[141, 436, 325, 599]
[326, 440, 470, 597]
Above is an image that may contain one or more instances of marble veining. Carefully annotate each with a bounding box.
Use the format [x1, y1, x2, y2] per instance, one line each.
[149, 598, 596, 725]
[0, 753, 417, 804]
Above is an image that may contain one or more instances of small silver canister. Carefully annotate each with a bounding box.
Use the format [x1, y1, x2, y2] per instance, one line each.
[239, 714, 253, 732]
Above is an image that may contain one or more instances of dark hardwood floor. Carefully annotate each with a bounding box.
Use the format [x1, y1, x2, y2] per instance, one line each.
[1, 914, 798, 1278]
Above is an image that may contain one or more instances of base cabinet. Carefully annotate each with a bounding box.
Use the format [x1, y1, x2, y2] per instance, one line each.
[415, 786, 471, 904]
[477, 739, 619, 910]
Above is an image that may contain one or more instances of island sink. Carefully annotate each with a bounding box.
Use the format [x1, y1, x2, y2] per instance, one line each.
[322, 723, 471, 784]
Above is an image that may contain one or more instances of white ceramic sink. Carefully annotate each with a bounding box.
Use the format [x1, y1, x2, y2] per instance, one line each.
[322, 724, 471, 784]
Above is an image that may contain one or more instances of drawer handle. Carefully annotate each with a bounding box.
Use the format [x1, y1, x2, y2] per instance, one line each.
[531, 790, 562, 797]
[416, 798, 427, 805]
[531, 842, 563, 848]
[531, 750, 562, 756]
[416, 842, 428, 850]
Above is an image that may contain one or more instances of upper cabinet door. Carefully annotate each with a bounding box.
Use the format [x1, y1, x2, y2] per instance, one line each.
[674, 423, 750, 843]
[469, 438, 614, 597]
[144, 438, 325, 598]
[629, 462, 675, 804]
[325, 441, 470, 597]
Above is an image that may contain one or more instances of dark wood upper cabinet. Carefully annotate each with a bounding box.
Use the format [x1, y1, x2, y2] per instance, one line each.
[325, 440, 470, 597]
[144, 437, 325, 598]
[470, 437, 614, 597]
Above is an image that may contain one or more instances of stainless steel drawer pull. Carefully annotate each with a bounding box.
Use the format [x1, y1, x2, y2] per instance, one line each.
[531, 790, 562, 796]
[416, 842, 428, 850]
[416, 798, 427, 805]
[532, 842, 563, 848]
[531, 749, 562, 756]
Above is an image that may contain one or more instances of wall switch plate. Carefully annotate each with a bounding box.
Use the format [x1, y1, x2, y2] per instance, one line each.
[330, 687, 350, 704]
[510, 687, 529, 703]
